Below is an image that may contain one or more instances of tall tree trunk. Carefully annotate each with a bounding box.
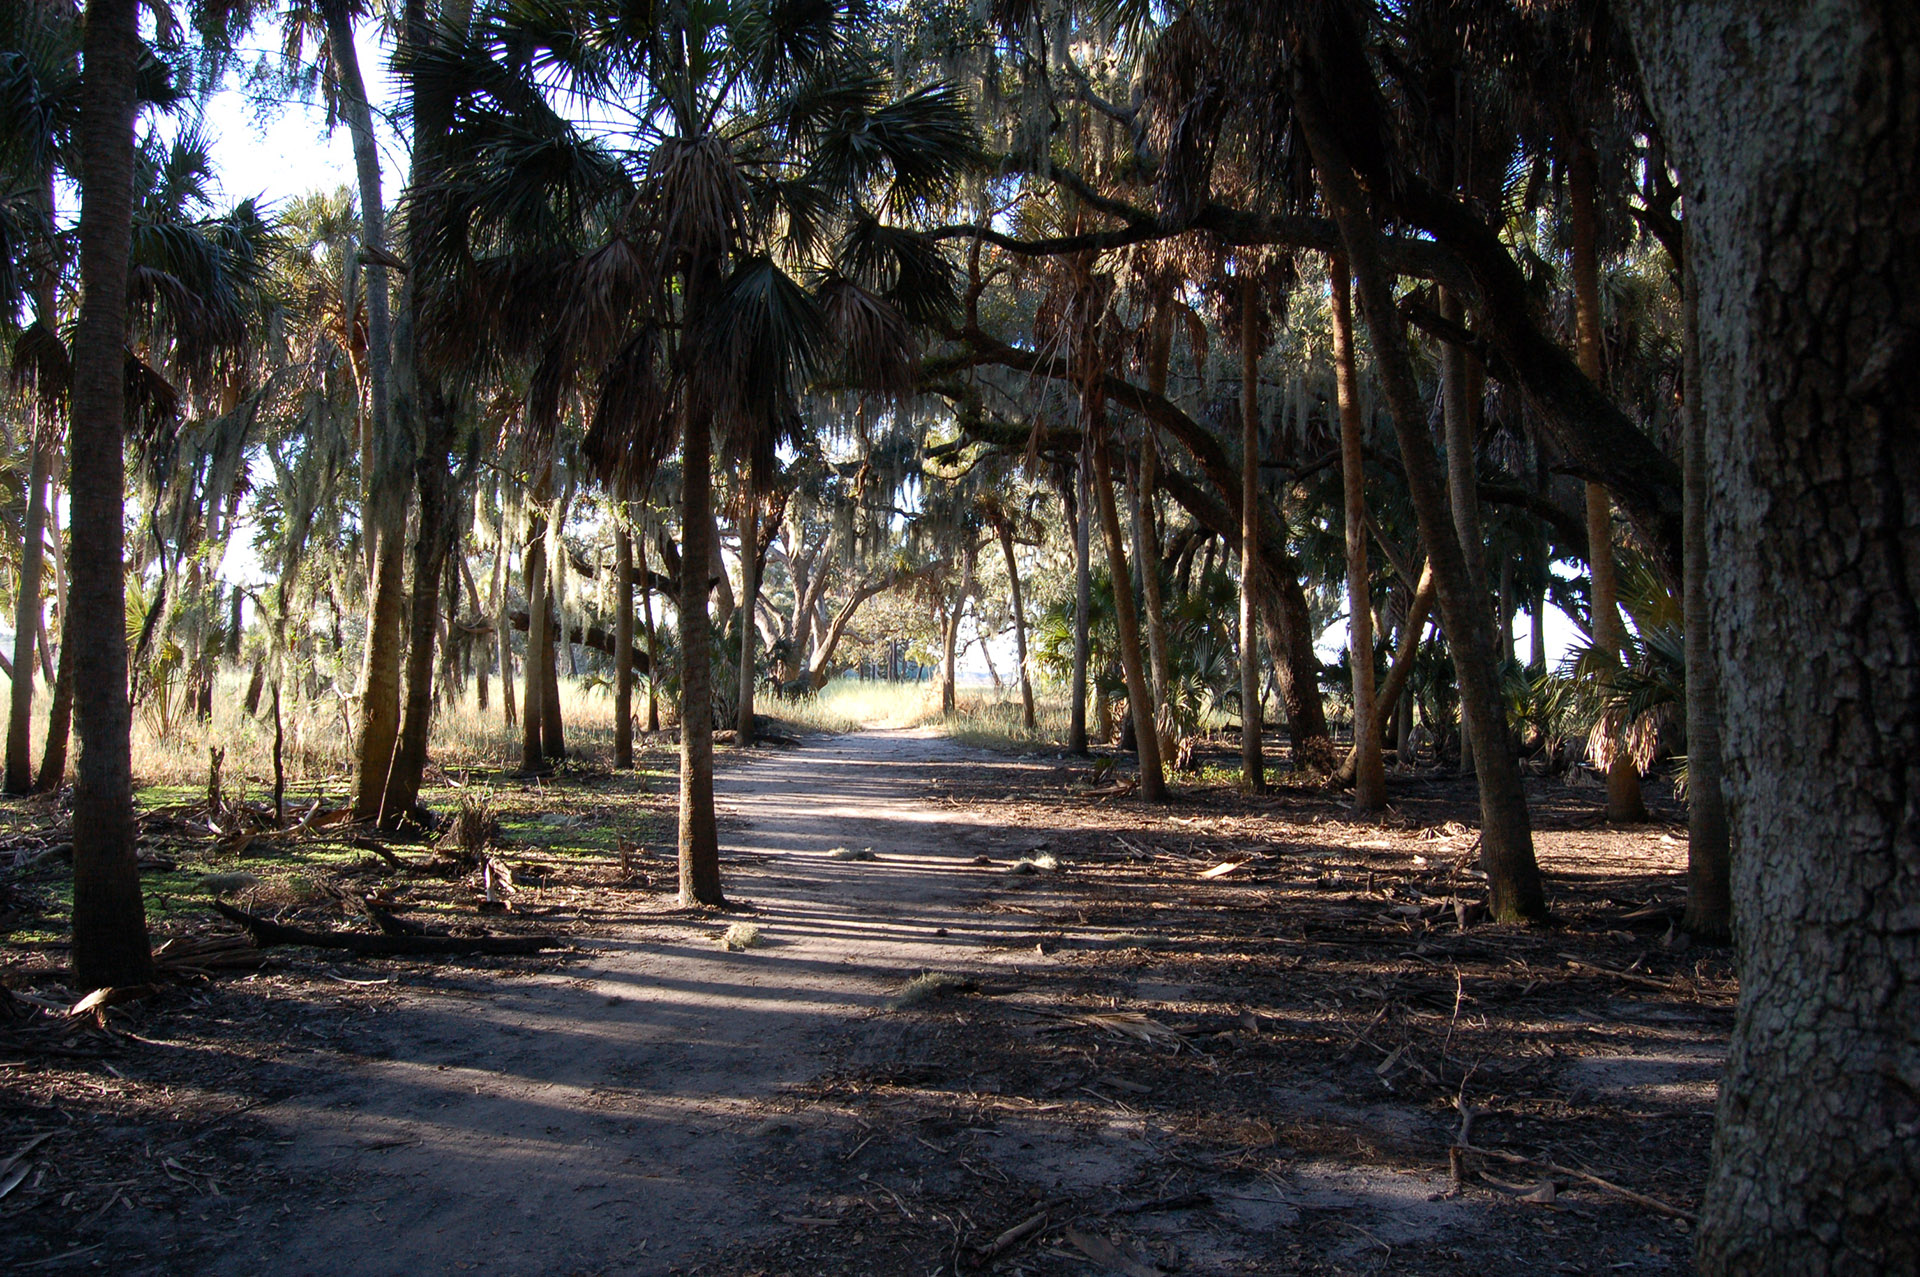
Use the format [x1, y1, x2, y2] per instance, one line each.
[1068, 458, 1092, 754]
[1135, 311, 1175, 718]
[1331, 258, 1385, 809]
[1571, 140, 1649, 822]
[495, 535, 516, 729]
[519, 521, 548, 772]
[320, 0, 393, 527]
[639, 520, 659, 732]
[677, 397, 724, 906]
[540, 581, 564, 758]
[334, 0, 408, 823]
[1302, 94, 1545, 922]
[1238, 272, 1265, 791]
[380, 426, 458, 827]
[1337, 560, 1437, 785]
[351, 500, 409, 816]
[7, 419, 51, 793]
[36, 596, 72, 794]
[1092, 421, 1166, 801]
[735, 471, 758, 743]
[614, 514, 634, 768]
[940, 541, 977, 715]
[1626, 6, 1920, 1268]
[1441, 287, 1485, 776]
[997, 518, 1036, 732]
[1677, 254, 1731, 942]
[461, 552, 487, 712]
[67, 0, 149, 987]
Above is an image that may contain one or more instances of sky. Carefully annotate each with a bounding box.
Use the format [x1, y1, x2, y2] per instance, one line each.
[197, 26, 401, 211]
[185, 23, 1582, 681]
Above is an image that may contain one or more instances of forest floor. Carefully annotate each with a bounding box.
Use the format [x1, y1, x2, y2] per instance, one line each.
[0, 728, 1731, 1276]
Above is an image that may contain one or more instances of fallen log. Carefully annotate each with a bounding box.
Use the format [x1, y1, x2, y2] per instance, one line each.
[213, 902, 562, 956]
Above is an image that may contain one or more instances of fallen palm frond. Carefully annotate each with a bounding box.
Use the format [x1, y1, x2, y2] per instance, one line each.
[213, 901, 561, 956]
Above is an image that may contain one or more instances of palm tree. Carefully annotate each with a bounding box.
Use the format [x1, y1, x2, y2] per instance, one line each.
[1329, 255, 1385, 810]
[403, 0, 974, 902]
[0, 0, 77, 796]
[66, 0, 149, 986]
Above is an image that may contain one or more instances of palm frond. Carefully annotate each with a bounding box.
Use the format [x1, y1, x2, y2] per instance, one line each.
[818, 274, 916, 397]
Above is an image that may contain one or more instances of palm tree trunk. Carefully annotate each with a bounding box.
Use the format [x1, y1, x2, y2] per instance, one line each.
[519, 519, 548, 772]
[1303, 97, 1545, 922]
[379, 434, 458, 827]
[538, 481, 569, 760]
[1678, 255, 1730, 941]
[67, 0, 150, 988]
[1571, 140, 1648, 822]
[1134, 311, 1175, 719]
[734, 470, 758, 743]
[614, 514, 634, 768]
[639, 521, 659, 732]
[677, 398, 723, 906]
[461, 552, 486, 712]
[1331, 258, 1385, 809]
[1092, 422, 1166, 801]
[7, 420, 52, 793]
[494, 533, 515, 729]
[1440, 288, 1486, 775]
[997, 517, 1036, 732]
[36, 600, 72, 793]
[540, 581, 564, 757]
[1238, 272, 1265, 792]
[1068, 458, 1092, 754]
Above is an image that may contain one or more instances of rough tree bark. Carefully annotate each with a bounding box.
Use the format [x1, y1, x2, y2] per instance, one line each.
[997, 516, 1036, 732]
[677, 395, 724, 906]
[1135, 311, 1176, 718]
[1302, 91, 1546, 923]
[380, 421, 460, 827]
[1331, 259, 1385, 809]
[734, 469, 758, 743]
[1679, 256, 1731, 943]
[1440, 288, 1485, 776]
[1238, 272, 1265, 792]
[1069, 457, 1092, 754]
[67, 0, 151, 987]
[1624, 6, 1919, 1268]
[519, 518, 548, 773]
[1571, 139, 1649, 822]
[614, 514, 634, 767]
[7, 418, 51, 793]
[639, 519, 659, 731]
[1092, 420, 1166, 801]
[940, 539, 977, 715]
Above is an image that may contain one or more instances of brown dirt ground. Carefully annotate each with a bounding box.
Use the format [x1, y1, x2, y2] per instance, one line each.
[1, 729, 1728, 1275]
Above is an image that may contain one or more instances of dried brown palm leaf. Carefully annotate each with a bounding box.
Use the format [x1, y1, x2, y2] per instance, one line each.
[643, 135, 749, 268]
[819, 276, 918, 399]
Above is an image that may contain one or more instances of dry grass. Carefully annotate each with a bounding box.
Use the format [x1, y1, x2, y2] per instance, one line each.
[102, 672, 629, 791]
[762, 678, 1079, 753]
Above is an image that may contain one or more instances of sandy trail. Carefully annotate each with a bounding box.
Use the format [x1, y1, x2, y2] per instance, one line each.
[199, 729, 1030, 1276]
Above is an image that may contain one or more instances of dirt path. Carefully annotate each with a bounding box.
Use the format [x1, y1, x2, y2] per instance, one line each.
[193, 729, 1039, 1276]
[8, 729, 1721, 1275]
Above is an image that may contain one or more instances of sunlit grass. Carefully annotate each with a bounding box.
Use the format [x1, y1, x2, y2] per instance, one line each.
[931, 688, 1078, 754]
[762, 676, 938, 733]
[111, 670, 653, 790]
